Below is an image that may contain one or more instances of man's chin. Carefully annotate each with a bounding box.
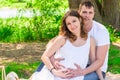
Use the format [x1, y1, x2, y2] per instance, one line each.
[85, 19, 91, 22]
[84, 21, 89, 24]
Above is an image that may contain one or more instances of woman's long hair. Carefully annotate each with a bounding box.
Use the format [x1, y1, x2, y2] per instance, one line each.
[59, 10, 87, 42]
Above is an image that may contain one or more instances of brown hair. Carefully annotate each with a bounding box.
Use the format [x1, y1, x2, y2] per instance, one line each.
[59, 10, 87, 42]
[79, 0, 95, 11]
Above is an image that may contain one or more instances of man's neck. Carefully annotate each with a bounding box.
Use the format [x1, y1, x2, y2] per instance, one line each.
[84, 22, 92, 32]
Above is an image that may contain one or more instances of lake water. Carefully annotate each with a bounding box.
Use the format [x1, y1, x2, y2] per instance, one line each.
[0, 7, 40, 18]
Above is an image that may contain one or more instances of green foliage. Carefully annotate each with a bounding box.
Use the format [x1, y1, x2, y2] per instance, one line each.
[0, 26, 14, 41]
[98, 0, 102, 3]
[105, 24, 120, 42]
[0, 0, 27, 8]
[0, 0, 68, 42]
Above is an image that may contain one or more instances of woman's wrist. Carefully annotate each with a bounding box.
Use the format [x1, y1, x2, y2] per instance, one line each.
[50, 67, 55, 73]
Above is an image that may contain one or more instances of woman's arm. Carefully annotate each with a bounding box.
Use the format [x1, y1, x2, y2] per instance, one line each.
[46, 37, 65, 70]
[41, 36, 65, 70]
[89, 37, 104, 80]
[42, 36, 64, 68]
[41, 36, 72, 78]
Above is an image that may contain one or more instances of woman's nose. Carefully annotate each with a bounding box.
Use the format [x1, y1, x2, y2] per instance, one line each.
[71, 23, 74, 27]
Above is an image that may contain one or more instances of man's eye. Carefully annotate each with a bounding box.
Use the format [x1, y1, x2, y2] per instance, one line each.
[89, 12, 93, 14]
[82, 11, 87, 13]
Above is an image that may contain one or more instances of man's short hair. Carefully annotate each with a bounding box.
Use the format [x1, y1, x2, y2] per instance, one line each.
[79, 0, 95, 10]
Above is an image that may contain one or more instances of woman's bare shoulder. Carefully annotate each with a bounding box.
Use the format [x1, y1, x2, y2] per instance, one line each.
[46, 35, 66, 48]
[57, 35, 66, 40]
[55, 35, 66, 44]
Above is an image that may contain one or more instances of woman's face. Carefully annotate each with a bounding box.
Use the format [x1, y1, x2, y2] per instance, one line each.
[65, 16, 81, 35]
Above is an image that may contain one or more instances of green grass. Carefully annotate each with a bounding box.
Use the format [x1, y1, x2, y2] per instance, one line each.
[0, 61, 41, 79]
[108, 43, 120, 74]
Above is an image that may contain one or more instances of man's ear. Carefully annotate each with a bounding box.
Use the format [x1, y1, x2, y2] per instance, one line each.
[77, 10, 79, 13]
[77, 9, 81, 15]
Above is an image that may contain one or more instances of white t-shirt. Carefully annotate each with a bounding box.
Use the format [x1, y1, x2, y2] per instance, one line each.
[88, 20, 110, 72]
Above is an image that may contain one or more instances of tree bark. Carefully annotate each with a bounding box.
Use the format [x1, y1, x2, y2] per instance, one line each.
[68, 0, 81, 10]
[103, 0, 120, 31]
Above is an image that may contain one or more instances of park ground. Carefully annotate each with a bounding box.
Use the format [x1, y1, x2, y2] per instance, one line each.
[0, 42, 120, 80]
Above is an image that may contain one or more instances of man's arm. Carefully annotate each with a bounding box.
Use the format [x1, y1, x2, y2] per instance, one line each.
[68, 38, 109, 78]
[89, 37, 104, 80]
[82, 44, 109, 75]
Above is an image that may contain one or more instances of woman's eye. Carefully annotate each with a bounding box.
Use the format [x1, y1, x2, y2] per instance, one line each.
[73, 20, 76, 22]
[67, 23, 70, 25]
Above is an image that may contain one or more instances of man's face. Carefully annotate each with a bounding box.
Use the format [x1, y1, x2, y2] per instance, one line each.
[79, 5, 94, 24]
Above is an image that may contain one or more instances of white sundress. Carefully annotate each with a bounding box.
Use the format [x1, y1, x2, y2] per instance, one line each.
[31, 36, 90, 80]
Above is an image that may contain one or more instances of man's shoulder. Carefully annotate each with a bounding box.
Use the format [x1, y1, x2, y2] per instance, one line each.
[93, 20, 104, 27]
[92, 20, 107, 31]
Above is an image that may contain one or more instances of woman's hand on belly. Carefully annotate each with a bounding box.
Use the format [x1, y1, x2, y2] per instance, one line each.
[52, 68, 74, 79]
[51, 57, 65, 70]
[67, 63, 83, 78]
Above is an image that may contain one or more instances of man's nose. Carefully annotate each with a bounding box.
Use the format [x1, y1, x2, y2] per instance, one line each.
[86, 13, 89, 17]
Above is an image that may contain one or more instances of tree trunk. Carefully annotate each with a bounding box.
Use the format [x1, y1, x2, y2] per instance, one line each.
[102, 0, 120, 31]
[68, 0, 120, 31]
[68, 0, 81, 10]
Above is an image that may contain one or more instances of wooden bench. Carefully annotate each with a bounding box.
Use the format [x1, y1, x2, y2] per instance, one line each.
[0, 65, 6, 80]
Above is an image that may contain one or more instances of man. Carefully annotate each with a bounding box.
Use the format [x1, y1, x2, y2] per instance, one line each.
[71, 1, 110, 80]
[35, 1, 110, 80]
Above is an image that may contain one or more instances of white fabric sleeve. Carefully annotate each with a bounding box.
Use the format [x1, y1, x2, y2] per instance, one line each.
[96, 29, 110, 46]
